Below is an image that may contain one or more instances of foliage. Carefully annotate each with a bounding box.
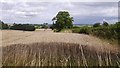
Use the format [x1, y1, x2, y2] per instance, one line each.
[34, 23, 49, 29]
[72, 28, 80, 33]
[52, 11, 73, 31]
[41, 23, 48, 29]
[91, 22, 119, 40]
[10, 24, 35, 31]
[50, 25, 55, 30]
[72, 26, 90, 34]
[91, 26, 117, 39]
[79, 27, 90, 35]
[72, 22, 120, 45]
[35, 26, 41, 29]
[72, 26, 80, 28]
[0, 21, 9, 29]
[103, 21, 109, 26]
[93, 23, 101, 27]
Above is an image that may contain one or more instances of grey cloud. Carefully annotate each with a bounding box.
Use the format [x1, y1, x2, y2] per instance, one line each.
[77, 2, 117, 7]
[25, 14, 36, 17]
[24, 13, 38, 17]
[26, 2, 49, 7]
[1, 2, 15, 10]
[1, 2, 118, 24]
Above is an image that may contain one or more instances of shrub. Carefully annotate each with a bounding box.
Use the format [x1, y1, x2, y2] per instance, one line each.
[41, 23, 48, 29]
[24, 25, 35, 31]
[103, 21, 109, 26]
[0, 21, 9, 29]
[79, 27, 90, 35]
[91, 24, 119, 45]
[50, 25, 55, 30]
[10, 24, 35, 31]
[71, 23, 119, 45]
[72, 28, 80, 33]
[2, 24, 9, 29]
[35, 26, 41, 29]
[93, 23, 101, 27]
[72, 26, 80, 28]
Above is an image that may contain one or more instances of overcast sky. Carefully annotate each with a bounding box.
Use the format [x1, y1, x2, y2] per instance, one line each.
[0, 0, 119, 24]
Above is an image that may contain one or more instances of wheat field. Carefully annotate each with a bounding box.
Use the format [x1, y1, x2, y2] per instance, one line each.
[1, 30, 120, 67]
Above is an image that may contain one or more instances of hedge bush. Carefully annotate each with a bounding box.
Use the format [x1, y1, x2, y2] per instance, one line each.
[10, 24, 35, 31]
[79, 27, 90, 35]
[72, 26, 90, 34]
[72, 28, 80, 33]
[0, 22, 9, 29]
[71, 22, 120, 45]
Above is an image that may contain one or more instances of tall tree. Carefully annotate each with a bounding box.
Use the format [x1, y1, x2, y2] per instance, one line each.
[52, 11, 73, 31]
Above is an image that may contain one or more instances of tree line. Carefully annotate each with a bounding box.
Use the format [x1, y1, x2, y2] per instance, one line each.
[0, 20, 35, 31]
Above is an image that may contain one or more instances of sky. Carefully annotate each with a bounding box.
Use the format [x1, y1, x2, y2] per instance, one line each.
[0, 0, 119, 24]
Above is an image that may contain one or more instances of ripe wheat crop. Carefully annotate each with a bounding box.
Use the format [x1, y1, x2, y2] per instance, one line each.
[1, 30, 120, 67]
[2, 42, 120, 67]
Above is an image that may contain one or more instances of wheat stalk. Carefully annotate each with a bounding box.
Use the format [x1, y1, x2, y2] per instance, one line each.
[97, 53, 102, 66]
[79, 45, 88, 66]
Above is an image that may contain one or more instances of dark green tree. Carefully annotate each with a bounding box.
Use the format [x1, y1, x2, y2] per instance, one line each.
[10, 24, 35, 31]
[103, 21, 109, 26]
[0, 20, 9, 29]
[41, 23, 48, 29]
[52, 11, 73, 31]
[93, 23, 101, 27]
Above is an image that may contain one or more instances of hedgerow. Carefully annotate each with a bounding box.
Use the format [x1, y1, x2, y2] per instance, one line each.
[72, 22, 120, 45]
[10, 24, 35, 31]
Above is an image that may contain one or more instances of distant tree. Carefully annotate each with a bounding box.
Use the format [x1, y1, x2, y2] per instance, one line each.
[93, 23, 101, 27]
[24, 24, 35, 31]
[52, 11, 73, 31]
[13, 23, 16, 26]
[0, 21, 3, 29]
[0, 20, 9, 29]
[41, 23, 48, 29]
[3, 24, 9, 29]
[10, 24, 35, 31]
[116, 21, 120, 25]
[103, 21, 109, 26]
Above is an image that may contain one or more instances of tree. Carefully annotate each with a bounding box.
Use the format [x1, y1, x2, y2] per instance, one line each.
[0, 20, 9, 29]
[93, 23, 101, 27]
[41, 23, 48, 29]
[10, 24, 35, 31]
[103, 21, 109, 26]
[52, 11, 73, 31]
[116, 21, 120, 25]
